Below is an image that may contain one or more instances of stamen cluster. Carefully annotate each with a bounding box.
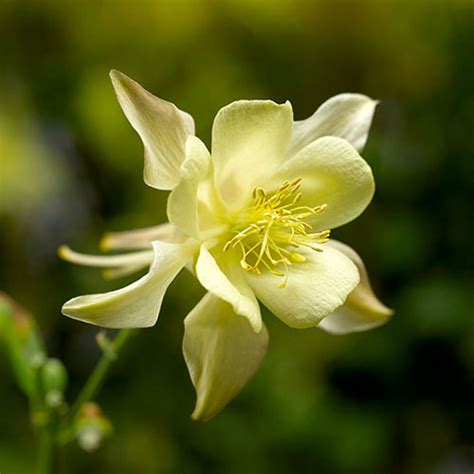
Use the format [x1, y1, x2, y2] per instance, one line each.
[223, 178, 330, 287]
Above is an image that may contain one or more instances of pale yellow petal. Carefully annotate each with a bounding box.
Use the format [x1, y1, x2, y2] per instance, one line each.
[318, 240, 393, 334]
[212, 100, 293, 209]
[100, 223, 175, 251]
[195, 244, 262, 332]
[58, 245, 154, 280]
[289, 93, 378, 156]
[183, 293, 269, 421]
[110, 70, 194, 190]
[61, 241, 195, 328]
[274, 136, 375, 230]
[102, 262, 152, 280]
[246, 246, 359, 328]
[58, 245, 153, 269]
[167, 136, 211, 239]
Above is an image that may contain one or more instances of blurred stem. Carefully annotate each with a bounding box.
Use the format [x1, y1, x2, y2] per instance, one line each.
[68, 329, 138, 423]
[37, 424, 54, 474]
[35, 358, 56, 474]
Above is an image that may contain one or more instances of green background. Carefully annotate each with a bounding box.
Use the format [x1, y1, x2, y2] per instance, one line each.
[1, 0, 473, 472]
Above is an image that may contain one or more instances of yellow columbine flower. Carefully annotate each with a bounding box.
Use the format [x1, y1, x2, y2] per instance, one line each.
[60, 71, 393, 421]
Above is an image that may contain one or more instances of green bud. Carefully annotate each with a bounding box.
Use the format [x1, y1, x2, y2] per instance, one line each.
[76, 403, 113, 452]
[41, 358, 68, 394]
[45, 389, 64, 408]
[77, 426, 103, 452]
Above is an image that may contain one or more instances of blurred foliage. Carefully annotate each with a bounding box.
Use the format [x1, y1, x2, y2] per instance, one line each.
[0, 293, 46, 401]
[0, 0, 473, 473]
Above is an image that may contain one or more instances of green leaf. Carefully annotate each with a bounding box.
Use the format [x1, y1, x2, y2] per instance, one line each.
[0, 292, 47, 400]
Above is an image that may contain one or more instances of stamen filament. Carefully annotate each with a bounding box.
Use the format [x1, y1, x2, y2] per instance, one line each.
[223, 178, 330, 287]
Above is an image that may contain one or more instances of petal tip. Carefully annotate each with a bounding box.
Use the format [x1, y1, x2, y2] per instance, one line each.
[99, 234, 111, 252]
[249, 316, 263, 334]
[109, 68, 126, 84]
[382, 305, 395, 318]
[109, 69, 139, 99]
[57, 244, 68, 259]
[190, 409, 206, 422]
[58, 245, 78, 263]
[190, 397, 215, 422]
[60, 298, 76, 317]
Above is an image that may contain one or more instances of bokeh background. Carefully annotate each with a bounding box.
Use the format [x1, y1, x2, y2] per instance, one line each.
[1, 0, 473, 473]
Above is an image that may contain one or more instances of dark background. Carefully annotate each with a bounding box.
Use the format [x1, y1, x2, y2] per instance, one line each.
[1, 0, 473, 473]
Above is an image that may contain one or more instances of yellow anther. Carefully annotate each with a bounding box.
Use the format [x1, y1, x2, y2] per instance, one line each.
[290, 253, 306, 263]
[223, 178, 330, 287]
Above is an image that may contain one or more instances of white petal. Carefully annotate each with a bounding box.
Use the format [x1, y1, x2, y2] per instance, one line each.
[275, 136, 375, 230]
[318, 240, 393, 334]
[195, 245, 262, 332]
[167, 136, 211, 239]
[183, 293, 269, 421]
[246, 245, 359, 329]
[289, 93, 378, 156]
[212, 100, 293, 209]
[61, 241, 195, 328]
[100, 223, 175, 251]
[110, 70, 194, 190]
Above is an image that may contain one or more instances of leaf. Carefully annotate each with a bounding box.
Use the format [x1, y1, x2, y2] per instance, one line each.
[0, 292, 47, 400]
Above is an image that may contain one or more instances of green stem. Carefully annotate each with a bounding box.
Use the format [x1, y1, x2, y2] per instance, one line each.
[34, 361, 56, 474]
[68, 329, 138, 423]
[37, 424, 54, 474]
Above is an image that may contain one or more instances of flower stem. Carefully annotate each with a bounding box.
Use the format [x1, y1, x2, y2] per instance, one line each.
[68, 329, 138, 423]
[37, 424, 55, 474]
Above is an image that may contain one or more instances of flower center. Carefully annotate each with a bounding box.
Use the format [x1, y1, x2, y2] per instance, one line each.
[223, 178, 330, 288]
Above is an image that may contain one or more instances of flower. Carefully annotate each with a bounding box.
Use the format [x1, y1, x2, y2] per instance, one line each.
[60, 70, 393, 421]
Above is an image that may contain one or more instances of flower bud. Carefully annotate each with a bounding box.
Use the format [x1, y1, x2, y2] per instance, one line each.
[76, 403, 112, 452]
[41, 358, 68, 407]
